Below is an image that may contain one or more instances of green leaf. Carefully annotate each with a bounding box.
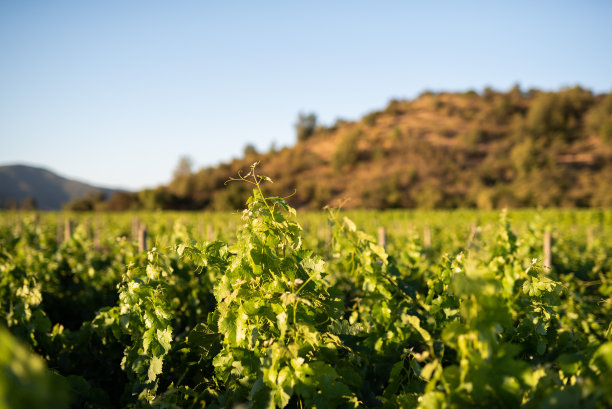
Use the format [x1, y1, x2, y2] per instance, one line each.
[591, 342, 612, 371]
[277, 312, 288, 340]
[418, 391, 445, 409]
[405, 314, 431, 342]
[536, 339, 547, 355]
[142, 328, 155, 354]
[156, 327, 172, 354]
[148, 356, 164, 383]
[342, 217, 356, 232]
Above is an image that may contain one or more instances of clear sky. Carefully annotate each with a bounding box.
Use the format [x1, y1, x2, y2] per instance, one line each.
[1, 1, 611, 190]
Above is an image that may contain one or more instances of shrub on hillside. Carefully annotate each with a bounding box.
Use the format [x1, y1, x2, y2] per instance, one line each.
[332, 129, 362, 171]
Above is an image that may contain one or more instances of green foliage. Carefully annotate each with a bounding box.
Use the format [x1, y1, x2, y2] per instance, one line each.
[414, 184, 444, 209]
[64, 192, 106, 211]
[1, 187, 612, 408]
[362, 111, 380, 126]
[391, 127, 402, 142]
[188, 164, 360, 408]
[384, 99, 403, 115]
[527, 86, 593, 142]
[104, 191, 141, 211]
[0, 248, 51, 346]
[327, 212, 431, 405]
[460, 127, 484, 147]
[360, 175, 406, 208]
[118, 249, 174, 404]
[212, 181, 250, 211]
[138, 188, 174, 211]
[419, 214, 591, 408]
[0, 326, 70, 409]
[600, 119, 612, 142]
[586, 93, 612, 143]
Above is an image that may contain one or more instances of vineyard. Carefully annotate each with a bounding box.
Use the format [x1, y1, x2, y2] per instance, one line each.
[1, 169, 612, 409]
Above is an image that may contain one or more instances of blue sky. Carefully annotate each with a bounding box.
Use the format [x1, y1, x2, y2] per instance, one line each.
[1, 1, 611, 190]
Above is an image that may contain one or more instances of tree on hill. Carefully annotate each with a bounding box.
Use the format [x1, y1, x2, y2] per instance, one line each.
[173, 156, 193, 179]
[64, 192, 106, 211]
[243, 144, 258, 157]
[170, 156, 195, 200]
[295, 112, 317, 142]
[20, 196, 38, 210]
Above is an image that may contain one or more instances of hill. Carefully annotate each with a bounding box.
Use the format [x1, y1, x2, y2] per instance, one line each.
[0, 165, 120, 210]
[100, 85, 612, 210]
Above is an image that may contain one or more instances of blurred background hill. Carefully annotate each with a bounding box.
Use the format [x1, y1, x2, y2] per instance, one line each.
[46, 85, 612, 211]
[0, 165, 119, 210]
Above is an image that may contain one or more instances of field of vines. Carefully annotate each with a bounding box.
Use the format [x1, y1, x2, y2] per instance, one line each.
[1, 174, 612, 408]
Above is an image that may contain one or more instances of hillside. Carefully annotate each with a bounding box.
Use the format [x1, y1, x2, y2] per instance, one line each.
[103, 86, 612, 210]
[0, 165, 119, 210]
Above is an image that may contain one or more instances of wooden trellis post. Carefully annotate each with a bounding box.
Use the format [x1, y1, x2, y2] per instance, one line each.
[14, 217, 22, 237]
[64, 218, 73, 243]
[132, 217, 140, 239]
[378, 227, 387, 250]
[466, 224, 478, 248]
[57, 216, 63, 243]
[423, 226, 432, 249]
[543, 230, 552, 268]
[587, 226, 594, 247]
[138, 224, 147, 252]
[93, 226, 101, 251]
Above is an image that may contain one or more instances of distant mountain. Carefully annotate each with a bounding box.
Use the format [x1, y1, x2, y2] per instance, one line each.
[0, 164, 121, 210]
